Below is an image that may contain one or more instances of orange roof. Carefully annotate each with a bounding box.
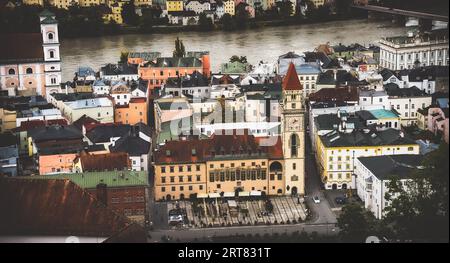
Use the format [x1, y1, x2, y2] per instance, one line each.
[76, 152, 131, 172]
[282, 63, 302, 91]
[130, 97, 147, 103]
[0, 177, 130, 236]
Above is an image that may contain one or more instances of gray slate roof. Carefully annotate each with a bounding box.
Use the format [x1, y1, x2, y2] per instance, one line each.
[358, 155, 424, 180]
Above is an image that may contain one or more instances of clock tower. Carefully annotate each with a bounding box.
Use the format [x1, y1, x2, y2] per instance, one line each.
[281, 63, 305, 196]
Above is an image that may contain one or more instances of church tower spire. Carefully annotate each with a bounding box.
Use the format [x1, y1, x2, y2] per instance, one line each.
[281, 63, 305, 196]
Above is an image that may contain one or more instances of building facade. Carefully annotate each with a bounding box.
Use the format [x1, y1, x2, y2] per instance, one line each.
[379, 30, 449, 70]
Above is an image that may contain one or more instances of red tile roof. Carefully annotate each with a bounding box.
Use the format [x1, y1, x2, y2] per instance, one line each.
[76, 152, 131, 172]
[282, 63, 303, 91]
[12, 119, 68, 132]
[0, 33, 44, 64]
[0, 177, 131, 236]
[155, 131, 283, 164]
[73, 114, 99, 130]
[84, 122, 123, 133]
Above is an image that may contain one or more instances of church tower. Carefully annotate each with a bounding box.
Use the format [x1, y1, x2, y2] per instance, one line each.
[281, 63, 305, 196]
[39, 10, 62, 98]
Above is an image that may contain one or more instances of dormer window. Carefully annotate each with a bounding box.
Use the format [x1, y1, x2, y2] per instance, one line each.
[191, 148, 196, 156]
[165, 150, 171, 157]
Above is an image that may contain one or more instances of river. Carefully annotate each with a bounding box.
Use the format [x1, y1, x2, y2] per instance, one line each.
[60, 19, 407, 81]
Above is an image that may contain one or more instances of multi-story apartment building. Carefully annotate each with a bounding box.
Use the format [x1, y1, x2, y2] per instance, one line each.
[385, 85, 432, 126]
[355, 155, 423, 219]
[223, 0, 235, 16]
[185, 0, 211, 14]
[316, 128, 420, 190]
[166, 0, 184, 12]
[379, 29, 449, 70]
[114, 97, 148, 125]
[138, 54, 210, 92]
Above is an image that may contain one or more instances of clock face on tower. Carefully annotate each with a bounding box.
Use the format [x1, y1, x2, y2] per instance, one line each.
[287, 117, 301, 131]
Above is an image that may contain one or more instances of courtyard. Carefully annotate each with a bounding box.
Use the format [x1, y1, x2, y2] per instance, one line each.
[164, 195, 309, 229]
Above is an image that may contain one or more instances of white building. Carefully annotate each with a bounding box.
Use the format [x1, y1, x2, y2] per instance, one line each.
[385, 85, 432, 126]
[359, 89, 391, 109]
[399, 67, 437, 94]
[92, 79, 110, 95]
[62, 97, 114, 123]
[110, 80, 131, 106]
[185, 0, 211, 14]
[209, 84, 240, 99]
[379, 29, 448, 70]
[40, 11, 62, 98]
[16, 108, 63, 127]
[355, 155, 423, 219]
[297, 63, 321, 97]
[100, 63, 139, 81]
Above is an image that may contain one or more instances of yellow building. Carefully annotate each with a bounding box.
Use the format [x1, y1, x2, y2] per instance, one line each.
[22, 0, 44, 6]
[104, 1, 124, 24]
[311, 0, 325, 8]
[416, 107, 429, 130]
[0, 107, 16, 133]
[223, 0, 235, 16]
[166, 0, 184, 12]
[315, 129, 420, 190]
[79, 0, 102, 7]
[134, 0, 152, 6]
[153, 133, 285, 201]
[48, 0, 78, 9]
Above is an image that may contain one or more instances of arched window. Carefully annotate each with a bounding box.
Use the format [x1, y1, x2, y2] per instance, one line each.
[48, 32, 54, 40]
[26, 68, 33, 74]
[8, 68, 15, 75]
[49, 50, 55, 58]
[290, 133, 299, 157]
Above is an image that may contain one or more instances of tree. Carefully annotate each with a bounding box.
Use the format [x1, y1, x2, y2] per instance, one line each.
[198, 13, 213, 31]
[334, 0, 352, 17]
[337, 203, 378, 242]
[173, 37, 186, 58]
[383, 143, 449, 241]
[229, 55, 247, 64]
[121, 0, 139, 26]
[234, 4, 250, 29]
[220, 13, 235, 31]
[277, 1, 293, 19]
[139, 8, 154, 33]
[120, 51, 129, 63]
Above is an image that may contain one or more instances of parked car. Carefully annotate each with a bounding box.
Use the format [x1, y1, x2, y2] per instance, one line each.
[335, 196, 347, 205]
[313, 196, 321, 204]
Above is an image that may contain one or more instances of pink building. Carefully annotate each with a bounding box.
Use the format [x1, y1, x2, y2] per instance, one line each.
[428, 107, 449, 144]
[0, 10, 61, 98]
[39, 153, 77, 175]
